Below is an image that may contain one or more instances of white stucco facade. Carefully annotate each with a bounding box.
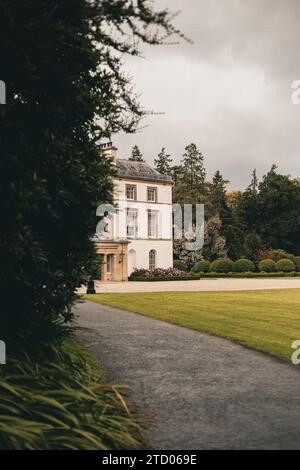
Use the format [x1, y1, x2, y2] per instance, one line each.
[112, 176, 173, 275]
[127, 240, 173, 274]
[95, 144, 173, 280]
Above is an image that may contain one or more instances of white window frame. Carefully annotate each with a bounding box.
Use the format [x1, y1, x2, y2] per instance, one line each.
[147, 210, 159, 238]
[126, 184, 137, 201]
[149, 249, 157, 270]
[147, 186, 157, 202]
[126, 208, 138, 238]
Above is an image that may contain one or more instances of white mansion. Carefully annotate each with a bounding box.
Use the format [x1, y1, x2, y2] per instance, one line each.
[95, 143, 173, 281]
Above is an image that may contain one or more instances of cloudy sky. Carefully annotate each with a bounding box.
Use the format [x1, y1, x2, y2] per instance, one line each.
[115, 0, 300, 189]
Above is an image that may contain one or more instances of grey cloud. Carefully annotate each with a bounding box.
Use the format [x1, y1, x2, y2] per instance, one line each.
[115, 0, 300, 189]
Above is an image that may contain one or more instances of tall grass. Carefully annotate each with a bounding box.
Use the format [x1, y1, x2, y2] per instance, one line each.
[0, 339, 145, 450]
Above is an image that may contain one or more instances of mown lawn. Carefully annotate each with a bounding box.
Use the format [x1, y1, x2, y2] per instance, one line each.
[86, 289, 300, 361]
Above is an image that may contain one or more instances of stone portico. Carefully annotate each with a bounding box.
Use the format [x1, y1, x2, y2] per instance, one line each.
[95, 239, 130, 282]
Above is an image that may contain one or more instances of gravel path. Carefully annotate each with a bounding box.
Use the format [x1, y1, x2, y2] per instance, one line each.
[76, 278, 300, 294]
[75, 300, 300, 450]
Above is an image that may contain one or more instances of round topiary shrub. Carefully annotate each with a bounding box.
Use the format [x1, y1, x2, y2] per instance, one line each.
[209, 260, 219, 272]
[210, 258, 234, 273]
[276, 258, 296, 273]
[173, 260, 187, 271]
[192, 260, 210, 273]
[294, 256, 300, 272]
[233, 258, 255, 273]
[258, 259, 276, 272]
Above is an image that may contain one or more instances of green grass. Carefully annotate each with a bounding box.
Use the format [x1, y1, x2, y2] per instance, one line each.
[0, 337, 145, 450]
[86, 289, 300, 361]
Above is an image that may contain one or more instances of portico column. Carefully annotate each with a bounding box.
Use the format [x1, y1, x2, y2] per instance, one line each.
[112, 254, 118, 281]
[101, 254, 107, 281]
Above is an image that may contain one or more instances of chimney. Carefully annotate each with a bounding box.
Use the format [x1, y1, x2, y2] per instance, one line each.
[100, 142, 117, 165]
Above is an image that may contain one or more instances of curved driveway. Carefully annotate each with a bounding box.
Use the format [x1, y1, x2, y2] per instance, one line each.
[77, 278, 300, 294]
[75, 300, 300, 450]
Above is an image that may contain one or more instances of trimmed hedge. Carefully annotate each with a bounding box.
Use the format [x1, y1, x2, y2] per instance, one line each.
[192, 260, 210, 273]
[258, 259, 276, 272]
[130, 272, 300, 281]
[234, 258, 255, 272]
[129, 275, 201, 282]
[293, 256, 300, 272]
[129, 271, 300, 281]
[200, 271, 300, 278]
[276, 258, 296, 272]
[210, 258, 234, 273]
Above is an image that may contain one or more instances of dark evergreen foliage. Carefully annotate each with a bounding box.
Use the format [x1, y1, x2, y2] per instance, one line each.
[154, 148, 172, 176]
[129, 145, 145, 162]
[0, 0, 180, 342]
[169, 150, 300, 263]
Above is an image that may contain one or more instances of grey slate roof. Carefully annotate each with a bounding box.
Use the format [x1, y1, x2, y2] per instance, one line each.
[116, 159, 172, 183]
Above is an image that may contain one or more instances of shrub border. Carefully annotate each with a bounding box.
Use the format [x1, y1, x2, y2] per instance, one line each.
[129, 272, 300, 281]
[129, 275, 201, 282]
[189, 271, 300, 278]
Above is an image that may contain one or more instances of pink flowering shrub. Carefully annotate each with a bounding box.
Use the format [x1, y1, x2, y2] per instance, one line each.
[131, 267, 187, 278]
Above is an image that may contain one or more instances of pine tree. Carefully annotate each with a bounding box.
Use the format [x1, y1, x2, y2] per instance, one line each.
[210, 171, 245, 260]
[249, 169, 258, 195]
[181, 143, 206, 191]
[154, 148, 172, 175]
[210, 170, 229, 213]
[129, 145, 145, 162]
[238, 169, 260, 232]
[171, 164, 184, 184]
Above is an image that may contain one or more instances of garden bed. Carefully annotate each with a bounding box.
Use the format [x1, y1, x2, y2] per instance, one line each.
[0, 337, 144, 450]
[129, 275, 201, 282]
[129, 272, 300, 281]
